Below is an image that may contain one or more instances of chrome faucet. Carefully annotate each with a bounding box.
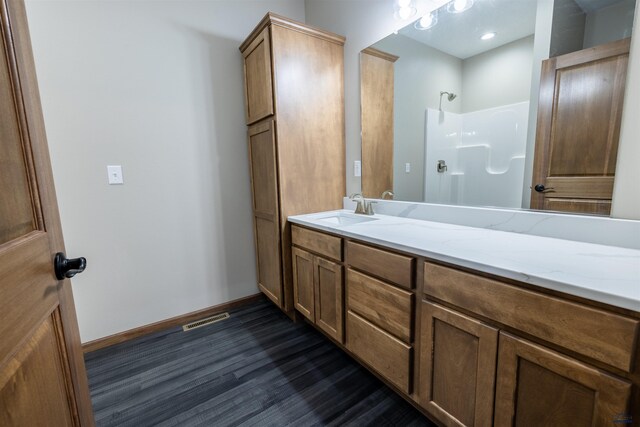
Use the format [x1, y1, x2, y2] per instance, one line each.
[349, 193, 376, 215]
[350, 193, 367, 214]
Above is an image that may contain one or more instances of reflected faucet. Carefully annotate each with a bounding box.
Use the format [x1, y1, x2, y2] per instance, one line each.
[381, 190, 394, 200]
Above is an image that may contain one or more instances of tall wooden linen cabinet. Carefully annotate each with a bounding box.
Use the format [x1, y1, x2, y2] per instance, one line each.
[239, 13, 346, 316]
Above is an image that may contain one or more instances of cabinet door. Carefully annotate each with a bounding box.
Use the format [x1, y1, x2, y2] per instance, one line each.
[292, 247, 314, 321]
[314, 257, 343, 342]
[248, 120, 282, 306]
[494, 332, 632, 427]
[242, 27, 274, 125]
[418, 301, 498, 427]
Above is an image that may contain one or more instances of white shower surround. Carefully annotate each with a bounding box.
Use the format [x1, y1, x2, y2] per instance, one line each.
[424, 101, 529, 208]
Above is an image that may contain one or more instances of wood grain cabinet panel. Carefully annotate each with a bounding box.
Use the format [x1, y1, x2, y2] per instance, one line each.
[241, 14, 345, 314]
[292, 225, 342, 261]
[292, 247, 314, 321]
[248, 121, 282, 306]
[418, 301, 498, 427]
[346, 310, 412, 394]
[315, 257, 343, 342]
[494, 332, 632, 427]
[242, 27, 274, 125]
[346, 268, 412, 343]
[347, 241, 414, 289]
[424, 262, 639, 372]
[292, 244, 344, 342]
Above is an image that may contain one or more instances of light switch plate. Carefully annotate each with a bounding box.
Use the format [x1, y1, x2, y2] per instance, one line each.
[405, 163, 411, 173]
[107, 165, 124, 185]
[354, 160, 362, 177]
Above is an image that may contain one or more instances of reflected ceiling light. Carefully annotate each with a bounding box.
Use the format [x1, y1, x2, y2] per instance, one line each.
[395, 0, 417, 20]
[480, 32, 496, 40]
[415, 11, 438, 30]
[447, 0, 474, 13]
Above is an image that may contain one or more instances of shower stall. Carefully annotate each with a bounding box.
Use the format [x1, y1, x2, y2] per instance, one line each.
[423, 101, 529, 208]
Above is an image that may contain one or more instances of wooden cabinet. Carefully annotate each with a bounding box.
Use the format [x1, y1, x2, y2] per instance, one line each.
[314, 257, 343, 341]
[494, 333, 632, 427]
[346, 310, 412, 394]
[347, 240, 414, 290]
[292, 247, 314, 320]
[242, 27, 274, 125]
[288, 226, 639, 426]
[345, 242, 416, 394]
[248, 120, 282, 305]
[418, 302, 498, 427]
[292, 230, 344, 343]
[240, 14, 345, 314]
[423, 262, 639, 372]
[420, 260, 638, 426]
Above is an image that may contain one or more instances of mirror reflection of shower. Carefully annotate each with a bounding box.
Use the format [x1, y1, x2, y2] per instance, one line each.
[439, 91, 457, 111]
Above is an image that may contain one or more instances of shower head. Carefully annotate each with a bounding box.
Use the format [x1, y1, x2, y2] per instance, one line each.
[441, 91, 457, 101]
[439, 91, 457, 110]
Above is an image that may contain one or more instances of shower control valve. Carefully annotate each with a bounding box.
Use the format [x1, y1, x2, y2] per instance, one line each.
[437, 160, 448, 173]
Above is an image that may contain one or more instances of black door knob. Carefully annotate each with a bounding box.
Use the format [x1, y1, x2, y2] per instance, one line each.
[54, 252, 87, 280]
[534, 184, 555, 193]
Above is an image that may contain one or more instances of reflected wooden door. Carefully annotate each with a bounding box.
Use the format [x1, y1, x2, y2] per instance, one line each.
[0, 0, 93, 425]
[531, 38, 630, 215]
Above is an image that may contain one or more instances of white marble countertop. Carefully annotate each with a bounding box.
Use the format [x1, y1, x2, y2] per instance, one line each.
[288, 210, 640, 312]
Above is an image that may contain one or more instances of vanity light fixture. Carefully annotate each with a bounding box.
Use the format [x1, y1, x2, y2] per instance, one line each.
[395, 0, 417, 20]
[415, 11, 438, 30]
[447, 0, 474, 14]
[481, 31, 496, 40]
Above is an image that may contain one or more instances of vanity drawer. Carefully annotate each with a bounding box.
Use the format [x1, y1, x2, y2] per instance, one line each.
[424, 262, 639, 372]
[347, 269, 413, 343]
[346, 310, 412, 394]
[292, 225, 342, 261]
[347, 241, 414, 289]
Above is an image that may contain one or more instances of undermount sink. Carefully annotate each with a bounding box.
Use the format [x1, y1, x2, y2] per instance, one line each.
[315, 212, 379, 226]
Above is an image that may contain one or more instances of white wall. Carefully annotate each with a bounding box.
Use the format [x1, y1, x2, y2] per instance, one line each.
[462, 36, 534, 113]
[521, 0, 555, 209]
[304, 0, 449, 196]
[549, 0, 585, 56]
[584, 0, 636, 48]
[373, 34, 462, 202]
[25, 0, 305, 343]
[611, 4, 640, 219]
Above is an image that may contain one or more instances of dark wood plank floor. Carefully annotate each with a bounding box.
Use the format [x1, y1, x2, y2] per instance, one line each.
[85, 297, 434, 426]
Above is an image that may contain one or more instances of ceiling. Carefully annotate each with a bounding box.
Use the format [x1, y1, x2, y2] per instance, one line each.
[398, 0, 632, 59]
[399, 0, 539, 59]
[574, 0, 627, 13]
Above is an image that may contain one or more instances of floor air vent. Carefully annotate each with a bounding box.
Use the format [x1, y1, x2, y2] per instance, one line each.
[182, 312, 230, 331]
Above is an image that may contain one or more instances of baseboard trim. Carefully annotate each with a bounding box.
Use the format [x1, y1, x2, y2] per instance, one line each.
[82, 293, 264, 353]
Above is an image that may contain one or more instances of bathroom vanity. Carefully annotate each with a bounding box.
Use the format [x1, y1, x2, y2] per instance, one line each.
[288, 210, 640, 426]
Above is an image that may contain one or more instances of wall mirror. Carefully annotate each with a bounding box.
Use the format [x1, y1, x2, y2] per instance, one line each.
[360, 0, 636, 216]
